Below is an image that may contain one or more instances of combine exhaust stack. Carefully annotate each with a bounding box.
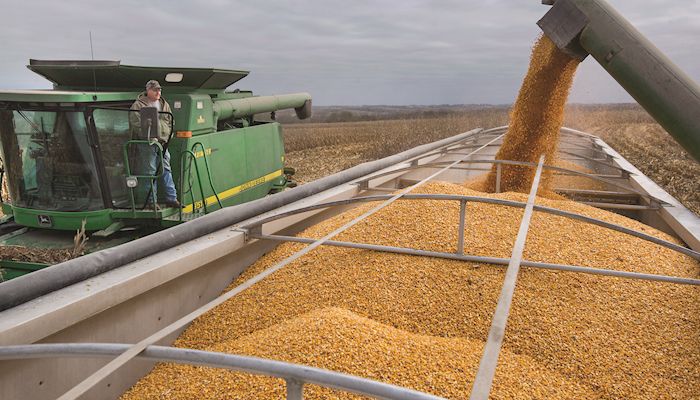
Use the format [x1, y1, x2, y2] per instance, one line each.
[538, 0, 700, 163]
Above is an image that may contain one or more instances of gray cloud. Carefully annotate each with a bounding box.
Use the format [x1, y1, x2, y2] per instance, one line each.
[1, 0, 698, 105]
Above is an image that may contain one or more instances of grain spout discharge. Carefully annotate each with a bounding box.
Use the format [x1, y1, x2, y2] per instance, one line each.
[481, 35, 580, 194]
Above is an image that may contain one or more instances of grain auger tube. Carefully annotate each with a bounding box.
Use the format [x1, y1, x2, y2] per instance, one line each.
[539, 0, 700, 163]
[212, 93, 312, 127]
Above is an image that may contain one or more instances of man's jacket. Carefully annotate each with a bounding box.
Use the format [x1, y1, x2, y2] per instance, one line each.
[129, 93, 173, 142]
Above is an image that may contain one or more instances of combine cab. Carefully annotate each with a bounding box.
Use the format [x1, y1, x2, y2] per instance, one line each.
[0, 60, 311, 279]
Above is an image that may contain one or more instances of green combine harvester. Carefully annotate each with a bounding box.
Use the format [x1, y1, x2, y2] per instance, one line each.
[0, 60, 311, 279]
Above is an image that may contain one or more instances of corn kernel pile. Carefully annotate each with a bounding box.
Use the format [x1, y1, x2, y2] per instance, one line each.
[122, 181, 700, 399]
[482, 35, 580, 193]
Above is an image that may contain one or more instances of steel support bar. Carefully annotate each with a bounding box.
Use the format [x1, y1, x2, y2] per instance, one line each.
[458, 200, 467, 255]
[554, 173, 626, 179]
[558, 144, 611, 157]
[554, 188, 640, 197]
[286, 379, 303, 400]
[251, 234, 700, 286]
[578, 202, 658, 211]
[560, 127, 601, 139]
[495, 164, 501, 193]
[242, 194, 699, 260]
[558, 150, 622, 171]
[0, 344, 444, 400]
[355, 158, 647, 204]
[470, 155, 545, 400]
[365, 187, 399, 192]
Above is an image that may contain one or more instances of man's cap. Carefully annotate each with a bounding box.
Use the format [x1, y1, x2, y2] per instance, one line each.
[146, 80, 162, 90]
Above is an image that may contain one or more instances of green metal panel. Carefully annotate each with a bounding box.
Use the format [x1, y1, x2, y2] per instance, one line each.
[0, 90, 139, 103]
[168, 94, 216, 135]
[170, 122, 285, 214]
[11, 207, 114, 231]
[0, 261, 49, 281]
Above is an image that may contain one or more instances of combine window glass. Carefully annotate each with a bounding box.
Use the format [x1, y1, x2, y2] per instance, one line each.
[91, 107, 173, 208]
[92, 108, 132, 208]
[0, 109, 103, 211]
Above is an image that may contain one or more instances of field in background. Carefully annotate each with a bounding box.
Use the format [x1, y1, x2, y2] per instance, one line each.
[282, 104, 699, 215]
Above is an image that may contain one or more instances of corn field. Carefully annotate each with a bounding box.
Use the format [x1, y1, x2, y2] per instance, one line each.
[283, 105, 699, 215]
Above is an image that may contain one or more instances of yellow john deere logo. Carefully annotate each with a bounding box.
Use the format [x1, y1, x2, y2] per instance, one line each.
[182, 169, 283, 213]
[196, 115, 205, 124]
[194, 148, 212, 158]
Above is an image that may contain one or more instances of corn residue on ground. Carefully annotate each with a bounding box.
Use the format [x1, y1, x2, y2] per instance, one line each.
[122, 181, 700, 399]
[482, 35, 580, 193]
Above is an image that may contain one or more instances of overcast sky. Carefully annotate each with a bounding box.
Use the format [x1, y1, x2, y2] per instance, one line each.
[1, 0, 699, 105]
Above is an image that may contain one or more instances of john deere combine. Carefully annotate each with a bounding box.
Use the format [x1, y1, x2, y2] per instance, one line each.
[0, 60, 311, 279]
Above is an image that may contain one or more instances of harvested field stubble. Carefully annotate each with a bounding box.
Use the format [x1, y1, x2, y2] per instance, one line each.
[284, 104, 698, 215]
[0, 246, 72, 266]
[564, 110, 700, 215]
[284, 111, 509, 183]
[123, 181, 700, 399]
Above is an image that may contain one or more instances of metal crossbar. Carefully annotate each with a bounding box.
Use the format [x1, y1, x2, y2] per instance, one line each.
[356, 159, 650, 204]
[412, 127, 620, 173]
[557, 149, 624, 172]
[54, 128, 499, 400]
[0, 344, 444, 400]
[241, 195, 698, 260]
[470, 155, 545, 399]
[249, 234, 700, 286]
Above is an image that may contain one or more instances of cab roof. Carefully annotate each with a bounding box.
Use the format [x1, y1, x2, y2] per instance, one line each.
[0, 90, 140, 103]
[26, 59, 250, 91]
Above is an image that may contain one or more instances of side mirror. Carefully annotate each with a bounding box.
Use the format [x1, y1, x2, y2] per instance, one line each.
[139, 107, 160, 140]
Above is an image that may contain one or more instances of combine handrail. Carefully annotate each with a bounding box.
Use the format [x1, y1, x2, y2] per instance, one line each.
[190, 141, 223, 209]
[178, 140, 223, 219]
[0, 343, 444, 400]
[178, 149, 208, 214]
[123, 140, 164, 217]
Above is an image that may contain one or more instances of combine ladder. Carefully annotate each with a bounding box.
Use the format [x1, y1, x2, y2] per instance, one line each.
[170, 142, 223, 222]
